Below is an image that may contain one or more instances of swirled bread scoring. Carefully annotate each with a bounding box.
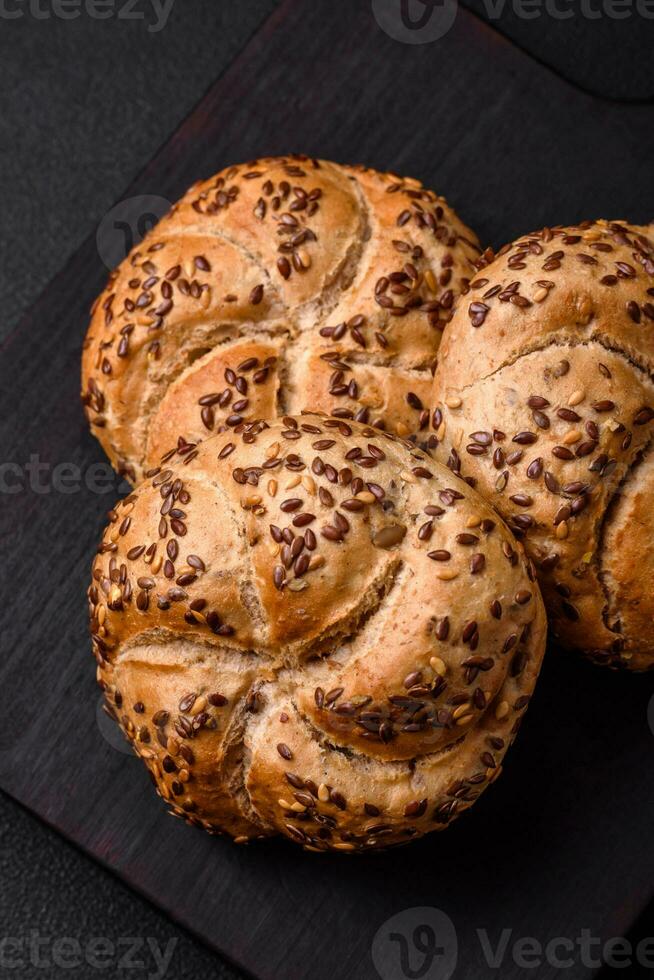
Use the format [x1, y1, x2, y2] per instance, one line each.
[82, 156, 480, 482]
[432, 219, 654, 670]
[89, 414, 546, 851]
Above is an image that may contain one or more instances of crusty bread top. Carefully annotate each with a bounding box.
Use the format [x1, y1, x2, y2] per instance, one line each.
[437, 218, 654, 385]
[89, 414, 546, 849]
[432, 219, 654, 669]
[81, 156, 481, 482]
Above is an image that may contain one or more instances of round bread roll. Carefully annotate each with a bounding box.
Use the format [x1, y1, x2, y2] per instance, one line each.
[81, 155, 481, 483]
[431, 219, 654, 670]
[89, 414, 546, 851]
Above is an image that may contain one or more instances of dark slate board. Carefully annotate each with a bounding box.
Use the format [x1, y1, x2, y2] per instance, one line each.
[1, 2, 653, 978]
[462, 0, 654, 101]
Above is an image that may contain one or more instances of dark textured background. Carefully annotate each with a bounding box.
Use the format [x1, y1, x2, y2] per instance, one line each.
[1, 2, 653, 978]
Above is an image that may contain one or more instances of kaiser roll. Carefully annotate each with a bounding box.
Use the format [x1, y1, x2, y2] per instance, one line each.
[81, 156, 481, 483]
[88, 414, 546, 851]
[431, 219, 654, 670]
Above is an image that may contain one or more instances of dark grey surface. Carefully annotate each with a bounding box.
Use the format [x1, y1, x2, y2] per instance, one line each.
[0, 791, 239, 979]
[0, 0, 279, 341]
[1, 2, 654, 979]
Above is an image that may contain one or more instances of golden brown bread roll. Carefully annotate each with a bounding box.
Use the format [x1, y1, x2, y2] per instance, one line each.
[88, 414, 546, 850]
[81, 156, 481, 483]
[431, 219, 654, 670]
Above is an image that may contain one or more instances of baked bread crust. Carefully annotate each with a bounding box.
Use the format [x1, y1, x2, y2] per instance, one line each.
[89, 414, 546, 850]
[81, 156, 480, 482]
[431, 219, 654, 670]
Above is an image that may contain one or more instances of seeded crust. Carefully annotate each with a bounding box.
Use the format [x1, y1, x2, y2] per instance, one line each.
[89, 414, 546, 851]
[81, 156, 481, 483]
[431, 219, 654, 670]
